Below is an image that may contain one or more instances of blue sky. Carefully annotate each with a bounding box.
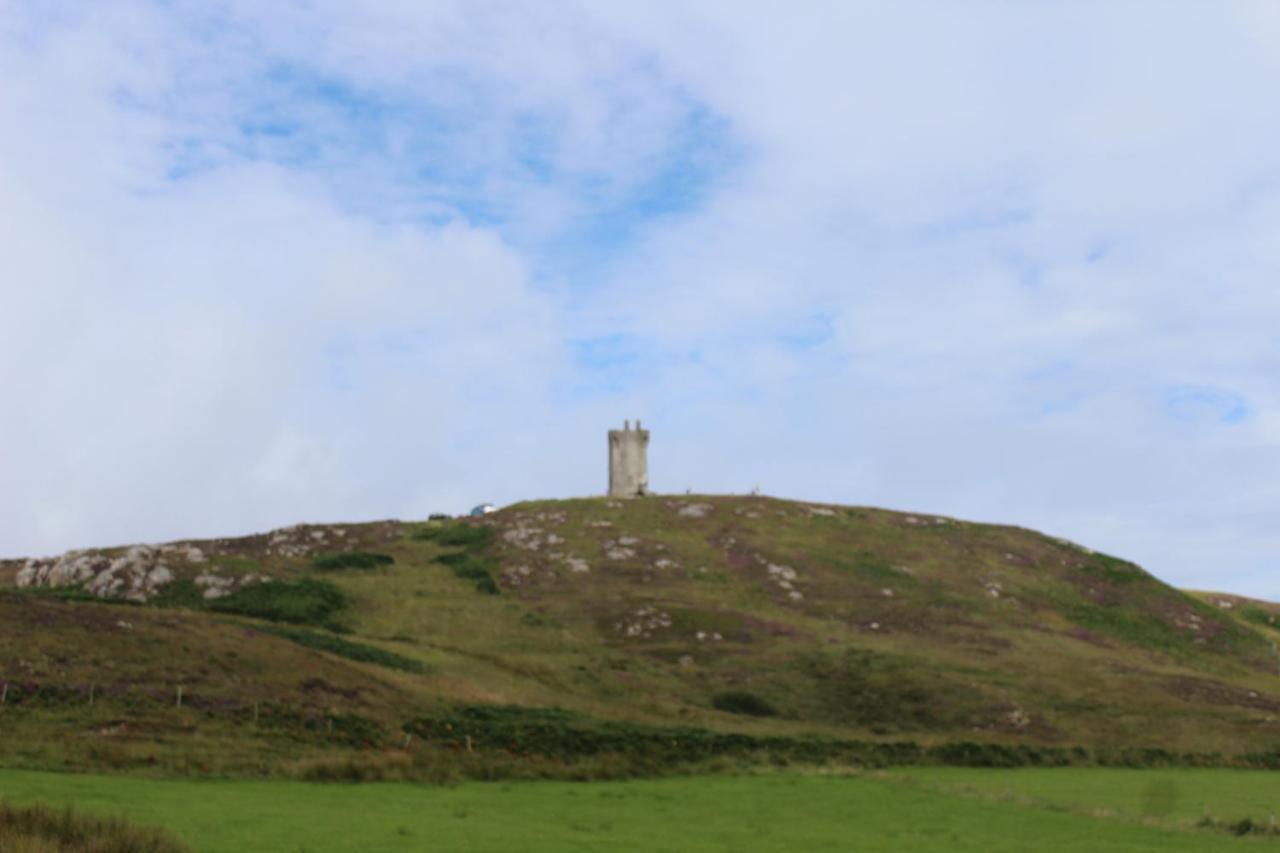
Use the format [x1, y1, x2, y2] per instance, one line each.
[2, 1, 1280, 598]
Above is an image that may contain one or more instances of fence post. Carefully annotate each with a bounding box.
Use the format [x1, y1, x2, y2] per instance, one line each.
[176, 686, 183, 708]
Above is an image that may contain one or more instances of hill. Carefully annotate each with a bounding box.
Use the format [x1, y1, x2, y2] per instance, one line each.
[2, 495, 1279, 779]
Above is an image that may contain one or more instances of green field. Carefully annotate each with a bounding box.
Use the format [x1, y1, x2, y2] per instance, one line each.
[1, 768, 1276, 851]
[891, 766, 1280, 834]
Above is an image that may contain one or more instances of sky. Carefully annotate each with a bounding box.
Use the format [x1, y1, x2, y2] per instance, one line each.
[2, 2, 1279, 597]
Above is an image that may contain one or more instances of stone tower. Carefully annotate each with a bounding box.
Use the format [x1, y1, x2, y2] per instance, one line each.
[608, 420, 649, 498]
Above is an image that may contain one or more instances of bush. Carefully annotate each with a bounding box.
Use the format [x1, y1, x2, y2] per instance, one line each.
[1239, 606, 1278, 628]
[712, 690, 778, 717]
[416, 524, 494, 548]
[262, 625, 425, 673]
[0, 800, 191, 852]
[208, 579, 349, 629]
[403, 704, 915, 767]
[258, 707, 387, 747]
[1079, 552, 1149, 584]
[150, 578, 205, 608]
[311, 551, 394, 571]
[435, 552, 500, 595]
[422, 523, 500, 594]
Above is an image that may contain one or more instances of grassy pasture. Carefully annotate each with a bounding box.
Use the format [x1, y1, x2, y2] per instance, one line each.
[892, 766, 1280, 834]
[0, 768, 1272, 852]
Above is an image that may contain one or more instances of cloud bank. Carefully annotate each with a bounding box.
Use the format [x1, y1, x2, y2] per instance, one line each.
[2, 2, 1279, 597]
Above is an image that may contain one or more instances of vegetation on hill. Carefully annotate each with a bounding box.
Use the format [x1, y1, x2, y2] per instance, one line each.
[1, 496, 1279, 781]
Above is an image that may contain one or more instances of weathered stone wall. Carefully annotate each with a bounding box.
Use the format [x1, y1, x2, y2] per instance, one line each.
[608, 420, 649, 497]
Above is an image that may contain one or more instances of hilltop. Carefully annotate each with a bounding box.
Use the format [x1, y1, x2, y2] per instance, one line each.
[2, 495, 1279, 780]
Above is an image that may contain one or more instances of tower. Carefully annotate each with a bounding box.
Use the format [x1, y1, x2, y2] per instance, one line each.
[608, 420, 649, 498]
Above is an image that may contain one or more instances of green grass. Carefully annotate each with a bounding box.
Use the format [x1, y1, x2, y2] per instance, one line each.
[892, 766, 1280, 835]
[0, 768, 1263, 852]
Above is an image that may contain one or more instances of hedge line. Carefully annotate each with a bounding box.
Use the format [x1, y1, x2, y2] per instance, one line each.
[402, 703, 1280, 770]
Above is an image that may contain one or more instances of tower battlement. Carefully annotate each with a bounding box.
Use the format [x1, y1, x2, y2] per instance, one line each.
[608, 420, 649, 498]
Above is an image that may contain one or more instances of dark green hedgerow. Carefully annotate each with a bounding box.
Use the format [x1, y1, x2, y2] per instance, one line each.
[403, 704, 1280, 772]
[310, 551, 394, 572]
[258, 708, 386, 748]
[403, 704, 865, 765]
[403, 705, 964, 768]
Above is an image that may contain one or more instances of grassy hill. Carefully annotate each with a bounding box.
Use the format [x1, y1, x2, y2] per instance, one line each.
[2, 495, 1279, 780]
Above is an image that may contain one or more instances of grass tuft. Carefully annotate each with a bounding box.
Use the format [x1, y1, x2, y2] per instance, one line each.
[0, 800, 190, 852]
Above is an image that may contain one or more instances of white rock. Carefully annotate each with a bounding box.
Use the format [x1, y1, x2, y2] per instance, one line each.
[767, 564, 797, 581]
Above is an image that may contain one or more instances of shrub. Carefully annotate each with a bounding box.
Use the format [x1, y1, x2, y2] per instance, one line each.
[257, 707, 387, 747]
[1079, 552, 1148, 584]
[712, 690, 778, 717]
[207, 579, 349, 629]
[1239, 606, 1278, 628]
[435, 553, 500, 595]
[150, 578, 205, 608]
[423, 523, 500, 594]
[416, 524, 494, 548]
[262, 625, 425, 673]
[402, 704, 957, 772]
[0, 800, 191, 852]
[311, 551, 394, 571]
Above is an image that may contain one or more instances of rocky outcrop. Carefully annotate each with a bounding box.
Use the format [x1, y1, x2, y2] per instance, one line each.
[17, 545, 176, 602]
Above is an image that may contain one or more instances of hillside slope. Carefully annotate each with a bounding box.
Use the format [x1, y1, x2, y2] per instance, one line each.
[2, 495, 1279, 777]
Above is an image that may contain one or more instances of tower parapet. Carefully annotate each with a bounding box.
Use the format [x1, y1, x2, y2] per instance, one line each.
[608, 420, 649, 497]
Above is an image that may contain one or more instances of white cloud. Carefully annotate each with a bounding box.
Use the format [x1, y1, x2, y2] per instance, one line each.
[2, 2, 1279, 599]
